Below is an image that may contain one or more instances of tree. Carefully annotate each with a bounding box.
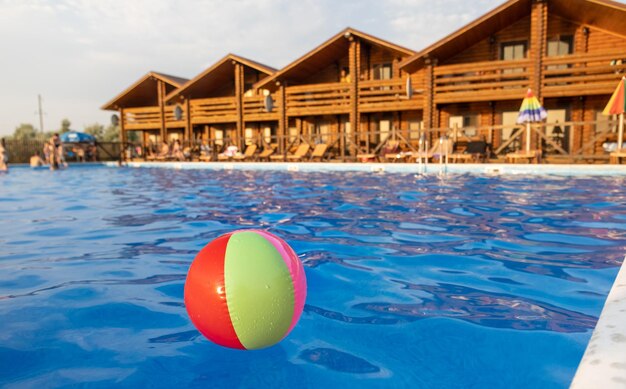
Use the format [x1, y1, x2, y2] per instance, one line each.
[84, 123, 104, 139]
[12, 123, 38, 141]
[102, 124, 120, 142]
[60, 118, 71, 133]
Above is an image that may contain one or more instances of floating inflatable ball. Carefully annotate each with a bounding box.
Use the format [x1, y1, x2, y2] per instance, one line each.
[184, 230, 307, 350]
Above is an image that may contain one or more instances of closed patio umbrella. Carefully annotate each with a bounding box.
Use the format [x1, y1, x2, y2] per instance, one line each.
[602, 76, 626, 150]
[516, 89, 547, 153]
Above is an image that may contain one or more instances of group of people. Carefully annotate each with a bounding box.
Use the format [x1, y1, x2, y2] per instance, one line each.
[142, 139, 189, 161]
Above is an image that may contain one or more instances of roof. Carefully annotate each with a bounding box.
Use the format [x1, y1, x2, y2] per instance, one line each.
[255, 27, 416, 91]
[165, 54, 276, 102]
[400, 0, 626, 73]
[101, 71, 188, 110]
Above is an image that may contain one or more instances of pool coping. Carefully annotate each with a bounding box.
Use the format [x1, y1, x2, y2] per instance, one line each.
[105, 161, 626, 176]
[571, 255, 626, 388]
[105, 160, 626, 386]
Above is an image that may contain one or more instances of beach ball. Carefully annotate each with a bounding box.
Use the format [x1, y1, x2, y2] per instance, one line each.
[184, 230, 307, 350]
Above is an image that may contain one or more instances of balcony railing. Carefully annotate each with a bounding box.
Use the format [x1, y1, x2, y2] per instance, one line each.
[542, 51, 626, 97]
[434, 59, 531, 103]
[285, 82, 350, 116]
[358, 78, 423, 112]
[190, 97, 237, 124]
[243, 95, 279, 121]
[123, 106, 161, 130]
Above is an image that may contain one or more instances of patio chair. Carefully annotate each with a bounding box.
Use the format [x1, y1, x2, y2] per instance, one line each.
[270, 143, 310, 161]
[258, 146, 275, 161]
[450, 140, 488, 163]
[506, 149, 542, 164]
[232, 144, 258, 161]
[411, 138, 454, 162]
[309, 144, 329, 162]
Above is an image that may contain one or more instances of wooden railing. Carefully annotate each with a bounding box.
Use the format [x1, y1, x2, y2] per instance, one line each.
[190, 97, 237, 124]
[434, 59, 532, 103]
[285, 82, 350, 116]
[358, 79, 423, 112]
[123, 106, 161, 130]
[542, 51, 626, 97]
[243, 95, 279, 121]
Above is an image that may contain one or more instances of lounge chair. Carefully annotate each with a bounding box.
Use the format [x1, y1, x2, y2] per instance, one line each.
[232, 144, 258, 161]
[506, 149, 542, 164]
[309, 144, 329, 162]
[270, 144, 310, 161]
[258, 147, 275, 161]
[450, 140, 488, 163]
[411, 138, 454, 162]
[610, 149, 626, 164]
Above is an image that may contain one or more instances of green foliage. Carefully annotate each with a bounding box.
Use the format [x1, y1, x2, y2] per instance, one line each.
[84, 123, 104, 139]
[60, 118, 71, 133]
[103, 124, 120, 142]
[12, 123, 39, 141]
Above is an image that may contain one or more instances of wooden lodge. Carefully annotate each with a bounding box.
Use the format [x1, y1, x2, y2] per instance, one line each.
[101, 72, 189, 146]
[103, 0, 626, 163]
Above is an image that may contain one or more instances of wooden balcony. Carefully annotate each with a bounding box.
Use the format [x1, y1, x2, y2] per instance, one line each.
[358, 79, 423, 112]
[243, 95, 279, 121]
[542, 51, 626, 97]
[190, 96, 237, 124]
[123, 106, 161, 130]
[434, 59, 531, 103]
[285, 82, 350, 116]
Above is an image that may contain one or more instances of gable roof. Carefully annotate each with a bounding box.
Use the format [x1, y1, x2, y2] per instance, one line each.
[400, 0, 626, 73]
[255, 27, 416, 91]
[165, 53, 276, 102]
[101, 71, 188, 110]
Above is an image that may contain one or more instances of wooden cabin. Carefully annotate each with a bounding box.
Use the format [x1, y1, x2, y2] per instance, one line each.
[165, 54, 277, 151]
[400, 0, 626, 161]
[254, 28, 417, 158]
[101, 72, 188, 146]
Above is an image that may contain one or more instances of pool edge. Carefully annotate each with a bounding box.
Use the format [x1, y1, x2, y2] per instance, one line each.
[104, 161, 626, 176]
[570, 255, 626, 388]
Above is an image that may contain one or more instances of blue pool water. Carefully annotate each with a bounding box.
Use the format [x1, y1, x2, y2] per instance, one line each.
[1, 166, 625, 388]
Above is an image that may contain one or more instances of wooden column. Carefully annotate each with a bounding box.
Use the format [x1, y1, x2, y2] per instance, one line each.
[277, 82, 287, 154]
[119, 108, 127, 161]
[157, 79, 167, 142]
[184, 98, 192, 144]
[234, 62, 244, 149]
[423, 58, 437, 132]
[530, 0, 547, 98]
[348, 37, 361, 156]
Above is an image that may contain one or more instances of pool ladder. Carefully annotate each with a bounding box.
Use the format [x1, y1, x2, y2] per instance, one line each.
[416, 135, 448, 175]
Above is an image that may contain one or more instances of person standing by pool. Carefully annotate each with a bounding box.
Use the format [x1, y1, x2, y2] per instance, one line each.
[0, 138, 8, 172]
[48, 133, 62, 170]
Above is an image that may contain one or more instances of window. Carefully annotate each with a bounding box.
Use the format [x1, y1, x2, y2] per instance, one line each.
[244, 128, 254, 145]
[547, 36, 573, 57]
[373, 63, 392, 80]
[408, 120, 423, 140]
[449, 115, 478, 138]
[500, 41, 527, 60]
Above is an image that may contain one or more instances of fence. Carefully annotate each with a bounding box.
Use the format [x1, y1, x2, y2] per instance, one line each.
[4, 140, 122, 164]
[119, 118, 621, 164]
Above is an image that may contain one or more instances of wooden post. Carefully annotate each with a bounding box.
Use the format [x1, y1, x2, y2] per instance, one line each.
[157, 79, 167, 143]
[530, 0, 547, 98]
[119, 108, 127, 160]
[423, 58, 437, 141]
[348, 36, 361, 156]
[234, 62, 244, 150]
[184, 98, 192, 145]
[277, 82, 287, 154]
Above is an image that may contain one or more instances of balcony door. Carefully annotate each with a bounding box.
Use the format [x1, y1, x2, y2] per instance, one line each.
[501, 41, 527, 75]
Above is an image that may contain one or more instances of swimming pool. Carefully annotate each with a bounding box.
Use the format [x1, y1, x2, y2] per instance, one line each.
[1, 166, 624, 388]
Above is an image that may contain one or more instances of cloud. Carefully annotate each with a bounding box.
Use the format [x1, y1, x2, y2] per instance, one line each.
[0, 0, 502, 135]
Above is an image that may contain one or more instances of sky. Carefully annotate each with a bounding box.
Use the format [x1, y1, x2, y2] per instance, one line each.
[0, 0, 506, 137]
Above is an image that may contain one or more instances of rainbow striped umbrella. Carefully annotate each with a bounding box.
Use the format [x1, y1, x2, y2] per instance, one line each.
[517, 89, 547, 152]
[603, 77, 626, 150]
